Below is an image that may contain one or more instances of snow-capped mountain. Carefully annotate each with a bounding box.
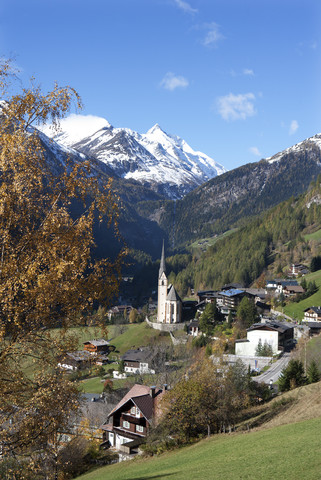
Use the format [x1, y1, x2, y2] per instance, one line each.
[266, 133, 321, 164]
[44, 116, 226, 199]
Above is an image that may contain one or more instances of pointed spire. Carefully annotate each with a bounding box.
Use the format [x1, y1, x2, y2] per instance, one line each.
[159, 240, 166, 278]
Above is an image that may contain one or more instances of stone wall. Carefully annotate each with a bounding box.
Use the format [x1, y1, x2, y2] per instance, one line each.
[145, 317, 187, 332]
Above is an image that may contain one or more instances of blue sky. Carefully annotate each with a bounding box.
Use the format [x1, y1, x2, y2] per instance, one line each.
[1, 0, 320, 170]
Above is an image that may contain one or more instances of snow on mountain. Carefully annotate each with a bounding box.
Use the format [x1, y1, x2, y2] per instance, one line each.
[40, 114, 112, 147]
[45, 115, 227, 199]
[266, 133, 321, 164]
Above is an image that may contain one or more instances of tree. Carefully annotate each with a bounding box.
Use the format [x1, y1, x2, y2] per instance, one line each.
[129, 308, 138, 323]
[310, 255, 321, 272]
[199, 303, 215, 336]
[307, 360, 320, 384]
[236, 296, 259, 329]
[0, 61, 124, 463]
[159, 356, 252, 441]
[279, 360, 306, 392]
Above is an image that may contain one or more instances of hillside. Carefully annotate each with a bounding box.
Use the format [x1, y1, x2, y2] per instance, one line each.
[76, 382, 321, 480]
[283, 270, 321, 321]
[152, 134, 321, 246]
[167, 178, 321, 294]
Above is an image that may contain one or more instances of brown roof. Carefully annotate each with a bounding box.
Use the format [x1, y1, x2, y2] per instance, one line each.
[108, 384, 150, 417]
[284, 285, 304, 293]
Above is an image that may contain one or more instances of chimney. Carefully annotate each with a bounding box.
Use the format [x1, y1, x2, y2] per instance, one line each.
[150, 386, 156, 398]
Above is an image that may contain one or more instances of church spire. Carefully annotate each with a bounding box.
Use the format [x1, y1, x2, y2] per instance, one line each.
[159, 240, 166, 278]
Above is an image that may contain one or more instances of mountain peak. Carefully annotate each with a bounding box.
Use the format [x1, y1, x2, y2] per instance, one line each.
[147, 123, 166, 135]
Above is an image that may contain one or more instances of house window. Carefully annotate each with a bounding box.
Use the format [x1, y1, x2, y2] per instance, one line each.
[136, 425, 144, 433]
[123, 420, 130, 429]
[130, 406, 136, 414]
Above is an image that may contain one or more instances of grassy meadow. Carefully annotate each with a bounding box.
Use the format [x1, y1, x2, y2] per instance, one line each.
[76, 416, 321, 480]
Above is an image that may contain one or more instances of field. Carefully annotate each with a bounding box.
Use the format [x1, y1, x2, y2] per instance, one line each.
[283, 269, 321, 320]
[76, 415, 321, 480]
[304, 227, 321, 242]
[74, 322, 170, 393]
[189, 229, 238, 252]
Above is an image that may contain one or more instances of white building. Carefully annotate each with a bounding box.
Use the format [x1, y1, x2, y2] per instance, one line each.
[157, 242, 182, 324]
[235, 321, 294, 357]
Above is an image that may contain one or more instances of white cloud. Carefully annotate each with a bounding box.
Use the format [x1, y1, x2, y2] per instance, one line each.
[249, 146, 262, 157]
[40, 114, 110, 144]
[216, 93, 257, 121]
[243, 68, 254, 76]
[203, 22, 225, 47]
[160, 72, 189, 91]
[289, 120, 299, 135]
[174, 0, 198, 14]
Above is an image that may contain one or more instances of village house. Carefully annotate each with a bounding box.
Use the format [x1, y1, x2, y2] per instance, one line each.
[275, 279, 299, 294]
[303, 306, 321, 322]
[83, 339, 115, 356]
[121, 348, 155, 375]
[101, 384, 166, 457]
[58, 338, 115, 371]
[187, 319, 200, 337]
[217, 288, 251, 316]
[283, 285, 305, 297]
[108, 305, 132, 321]
[291, 263, 309, 277]
[235, 321, 294, 357]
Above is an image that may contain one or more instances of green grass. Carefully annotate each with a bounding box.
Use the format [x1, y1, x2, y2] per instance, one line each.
[76, 416, 321, 480]
[188, 229, 238, 252]
[304, 228, 321, 242]
[283, 269, 321, 320]
[110, 322, 169, 355]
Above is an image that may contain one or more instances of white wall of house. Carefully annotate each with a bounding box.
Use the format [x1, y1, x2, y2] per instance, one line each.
[115, 433, 131, 449]
[235, 329, 279, 356]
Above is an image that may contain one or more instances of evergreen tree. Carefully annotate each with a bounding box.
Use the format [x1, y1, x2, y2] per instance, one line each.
[236, 297, 259, 329]
[307, 360, 320, 384]
[279, 360, 306, 392]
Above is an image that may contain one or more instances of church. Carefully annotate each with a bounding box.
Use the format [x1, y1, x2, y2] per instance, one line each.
[157, 242, 182, 324]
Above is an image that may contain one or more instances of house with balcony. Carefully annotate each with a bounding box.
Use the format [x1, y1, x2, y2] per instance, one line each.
[101, 384, 166, 456]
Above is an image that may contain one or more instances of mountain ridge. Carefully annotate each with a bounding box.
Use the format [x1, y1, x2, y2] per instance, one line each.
[44, 118, 226, 200]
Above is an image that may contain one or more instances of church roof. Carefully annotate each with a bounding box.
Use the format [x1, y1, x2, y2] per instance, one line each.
[167, 284, 181, 302]
[159, 240, 166, 278]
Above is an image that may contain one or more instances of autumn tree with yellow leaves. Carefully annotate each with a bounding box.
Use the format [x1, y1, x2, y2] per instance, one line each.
[0, 60, 124, 471]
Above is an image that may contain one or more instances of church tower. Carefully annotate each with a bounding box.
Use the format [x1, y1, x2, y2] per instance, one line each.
[157, 240, 167, 323]
[157, 242, 182, 324]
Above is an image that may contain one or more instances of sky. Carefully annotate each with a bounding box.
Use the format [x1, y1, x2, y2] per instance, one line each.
[1, 0, 320, 170]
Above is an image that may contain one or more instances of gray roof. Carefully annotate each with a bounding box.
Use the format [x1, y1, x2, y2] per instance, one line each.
[248, 321, 294, 334]
[84, 338, 110, 347]
[122, 348, 154, 363]
[166, 284, 181, 302]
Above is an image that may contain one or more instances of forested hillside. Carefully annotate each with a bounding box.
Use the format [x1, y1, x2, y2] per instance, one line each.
[151, 141, 321, 247]
[168, 178, 321, 294]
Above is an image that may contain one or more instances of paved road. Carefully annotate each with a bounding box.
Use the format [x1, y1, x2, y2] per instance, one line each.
[254, 352, 291, 384]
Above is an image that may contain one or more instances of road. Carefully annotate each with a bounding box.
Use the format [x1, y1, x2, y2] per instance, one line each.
[254, 352, 291, 384]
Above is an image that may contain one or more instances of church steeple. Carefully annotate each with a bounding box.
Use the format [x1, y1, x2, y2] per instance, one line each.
[159, 240, 166, 278]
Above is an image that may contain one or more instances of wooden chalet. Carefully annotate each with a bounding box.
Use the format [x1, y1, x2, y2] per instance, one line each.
[303, 306, 321, 322]
[83, 339, 114, 355]
[101, 384, 166, 455]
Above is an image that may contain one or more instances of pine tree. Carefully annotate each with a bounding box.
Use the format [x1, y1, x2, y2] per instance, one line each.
[307, 360, 320, 384]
